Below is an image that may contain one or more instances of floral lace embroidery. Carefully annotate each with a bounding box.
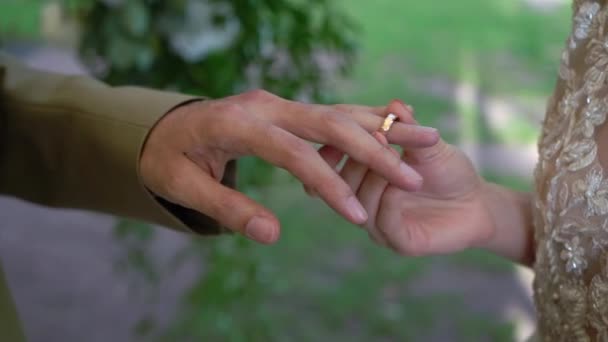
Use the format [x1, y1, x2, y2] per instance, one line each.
[573, 2, 600, 46]
[534, 1, 608, 341]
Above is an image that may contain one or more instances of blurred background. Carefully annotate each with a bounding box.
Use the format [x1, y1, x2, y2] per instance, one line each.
[0, 0, 571, 341]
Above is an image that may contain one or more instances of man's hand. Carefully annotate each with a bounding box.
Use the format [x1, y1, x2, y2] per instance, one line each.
[139, 90, 439, 244]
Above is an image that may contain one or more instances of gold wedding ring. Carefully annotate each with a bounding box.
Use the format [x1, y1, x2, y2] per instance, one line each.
[379, 113, 398, 134]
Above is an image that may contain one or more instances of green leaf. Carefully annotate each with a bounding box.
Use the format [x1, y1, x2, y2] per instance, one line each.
[135, 45, 154, 70]
[121, 0, 149, 37]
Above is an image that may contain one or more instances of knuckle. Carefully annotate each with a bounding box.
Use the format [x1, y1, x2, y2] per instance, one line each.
[217, 102, 245, 117]
[321, 111, 350, 132]
[213, 192, 240, 214]
[207, 102, 249, 139]
[240, 88, 274, 103]
[415, 141, 455, 164]
[331, 104, 353, 113]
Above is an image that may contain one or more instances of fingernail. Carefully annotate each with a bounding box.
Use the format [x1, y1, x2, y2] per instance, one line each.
[400, 162, 423, 188]
[346, 196, 368, 223]
[418, 126, 438, 134]
[393, 99, 413, 112]
[245, 216, 277, 243]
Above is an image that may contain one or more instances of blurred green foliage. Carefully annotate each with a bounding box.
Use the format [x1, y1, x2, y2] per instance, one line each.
[72, 0, 357, 100]
[0, 0, 43, 39]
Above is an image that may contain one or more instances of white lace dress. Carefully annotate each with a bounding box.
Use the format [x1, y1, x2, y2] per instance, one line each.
[532, 1, 608, 340]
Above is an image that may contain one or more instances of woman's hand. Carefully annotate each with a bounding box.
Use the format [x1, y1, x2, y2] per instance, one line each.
[139, 90, 439, 244]
[323, 100, 496, 256]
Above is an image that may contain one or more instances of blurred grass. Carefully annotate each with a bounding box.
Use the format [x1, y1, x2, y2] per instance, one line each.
[0, 0, 42, 40]
[336, 0, 570, 106]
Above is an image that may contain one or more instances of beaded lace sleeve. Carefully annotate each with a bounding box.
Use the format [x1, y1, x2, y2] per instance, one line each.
[532, 1, 608, 340]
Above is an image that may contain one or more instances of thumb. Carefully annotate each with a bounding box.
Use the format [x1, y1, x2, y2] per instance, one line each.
[165, 160, 280, 244]
[402, 138, 453, 165]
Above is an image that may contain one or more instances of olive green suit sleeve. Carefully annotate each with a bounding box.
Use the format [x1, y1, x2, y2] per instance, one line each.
[0, 53, 233, 235]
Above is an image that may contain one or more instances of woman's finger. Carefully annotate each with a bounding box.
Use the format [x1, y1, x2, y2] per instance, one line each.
[340, 112, 434, 147]
[332, 99, 415, 124]
[356, 132, 397, 246]
[339, 157, 369, 194]
[310, 100, 431, 147]
[304, 145, 344, 196]
[358, 169, 390, 246]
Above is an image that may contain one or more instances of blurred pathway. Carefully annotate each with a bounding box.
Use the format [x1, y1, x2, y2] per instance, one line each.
[0, 197, 195, 342]
[525, 0, 568, 11]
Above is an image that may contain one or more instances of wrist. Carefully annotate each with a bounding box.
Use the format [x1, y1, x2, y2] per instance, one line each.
[476, 181, 535, 266]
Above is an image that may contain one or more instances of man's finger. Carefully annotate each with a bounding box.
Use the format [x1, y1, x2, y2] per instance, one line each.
[166, 159, 281, 244]
[242, 122, 369, 225]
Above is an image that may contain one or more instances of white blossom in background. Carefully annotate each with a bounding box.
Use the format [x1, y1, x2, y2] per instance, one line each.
[161, 0, 240, 62]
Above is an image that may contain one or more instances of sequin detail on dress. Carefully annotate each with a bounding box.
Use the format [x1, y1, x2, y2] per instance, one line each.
[534, 1, 608, 340]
